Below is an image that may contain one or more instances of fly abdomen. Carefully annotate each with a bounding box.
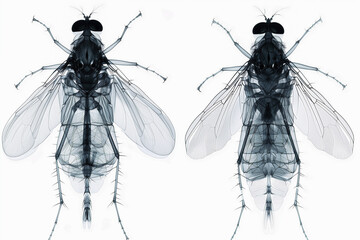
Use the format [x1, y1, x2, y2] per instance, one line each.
[81, 98, 95, 217]
[57, 89, 118, 179]
[82, 97, 93, 178]
[240, 121, 298, 218]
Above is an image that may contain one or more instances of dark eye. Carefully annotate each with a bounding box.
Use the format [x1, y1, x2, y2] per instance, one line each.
[270, 22, 284, 34]
[89, 20, 103, 31]
[72, 20, 85, 32]
[252, 22, 284, 34]
[253, 22, 267, 34]
[72, 19, 103, 32]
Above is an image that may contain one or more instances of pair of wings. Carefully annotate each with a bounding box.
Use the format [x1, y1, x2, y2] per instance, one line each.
[2, 66, 175, 159]
[185, 64, 354, 160]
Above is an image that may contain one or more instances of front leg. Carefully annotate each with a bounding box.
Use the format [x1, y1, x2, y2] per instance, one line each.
[104, 12, 142, 54]
[212, 19, 251, 59]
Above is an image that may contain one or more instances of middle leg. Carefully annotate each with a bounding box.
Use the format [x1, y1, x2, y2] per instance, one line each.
[109, 59, 167, 81]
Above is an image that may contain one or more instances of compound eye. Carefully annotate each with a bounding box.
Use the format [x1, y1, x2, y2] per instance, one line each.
[72, 19, 103, 32]
[89, 20, 103, 31]
[253, 22, 284, 34]
[270, 22, 284, 34]
[253, 22, 267, 34]
[72, 20, 85, 32]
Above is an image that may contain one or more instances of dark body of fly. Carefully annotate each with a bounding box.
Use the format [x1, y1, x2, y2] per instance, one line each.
[239, 20, 297, 216]
[2, 13, 175, 240]
[56, 16, 115, 222]
[185, 17, 353, 240]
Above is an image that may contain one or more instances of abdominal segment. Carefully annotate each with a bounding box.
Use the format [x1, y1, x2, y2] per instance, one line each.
[57, 121, 117, 179]
[240, 122, 298, 215]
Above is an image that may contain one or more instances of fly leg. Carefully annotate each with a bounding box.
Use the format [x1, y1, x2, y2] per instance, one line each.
[231, 107, 255, 240]
[97, 105, 129, 239]
[279, 107, 309, 240]
[32, 17, 71, 54]
[198, 65, 246, 91]
[212, 19, 251, 59]
[112, 151, 129, 240]
[15, 64, 62, 89]
[230, 164, 247, 240]
[109, 59, 167, 82]
[291, 62, 346, 88]
[48, 158, 64, 240]
[104, 12, 142, 54]
[48, 102, 80, 239]
[286, 18, 322, 57]
[293, 162, 309, 240]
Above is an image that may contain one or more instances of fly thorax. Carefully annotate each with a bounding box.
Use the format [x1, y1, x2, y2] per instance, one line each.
[72, 38, 103, 90]
[253, 42, 285, 77]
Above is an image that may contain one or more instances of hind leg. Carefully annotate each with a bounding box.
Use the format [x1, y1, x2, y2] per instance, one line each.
[113, 156, 129, 240]
[230, 164, 247, 240]
[279, 107, 309, 240]
[294, 163, 309, 240]
[48, 104, 80, 239]
[97, 105, 129, 239]
[231, 107, 255, 239]
[48, 158, 64, 240]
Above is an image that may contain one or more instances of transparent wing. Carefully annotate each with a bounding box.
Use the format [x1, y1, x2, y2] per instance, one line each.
[290, 65, 354, 159]
[185, 73, 246, 159]
[111, 71, 175, 157]
[2, 73, 63, 158]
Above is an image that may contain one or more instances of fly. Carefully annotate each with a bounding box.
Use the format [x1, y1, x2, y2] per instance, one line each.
[2, 12, 175, 239]
[185, 14, 354, 240]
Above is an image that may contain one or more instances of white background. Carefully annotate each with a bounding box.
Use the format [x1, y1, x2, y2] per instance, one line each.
[0, 0, 359, 240]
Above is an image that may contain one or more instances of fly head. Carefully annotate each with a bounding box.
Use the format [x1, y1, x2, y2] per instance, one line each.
[252, 18, 284, 35]
[72, 14, 103, 33]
